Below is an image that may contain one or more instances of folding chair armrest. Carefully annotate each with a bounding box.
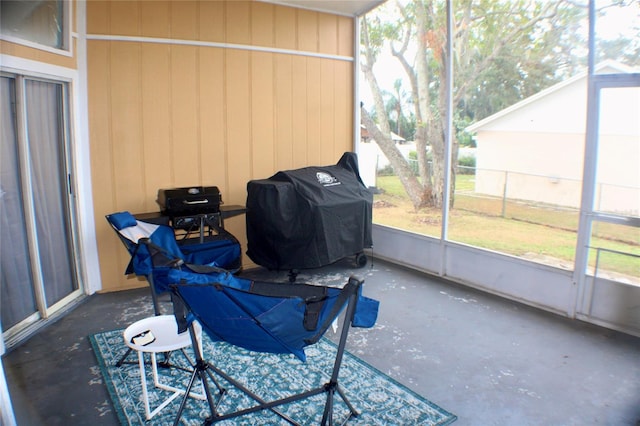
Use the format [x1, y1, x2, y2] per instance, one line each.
[170, 291, 191, 334]
[304, 276, 363, 345]
[139, 238, 184, 268]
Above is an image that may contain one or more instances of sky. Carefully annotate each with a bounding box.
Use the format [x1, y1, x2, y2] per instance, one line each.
[595, 1, 640, 39]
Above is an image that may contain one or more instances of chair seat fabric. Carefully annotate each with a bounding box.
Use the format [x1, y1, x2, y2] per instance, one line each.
[169, 269, 379, 362]
[106, 211, 241, 279]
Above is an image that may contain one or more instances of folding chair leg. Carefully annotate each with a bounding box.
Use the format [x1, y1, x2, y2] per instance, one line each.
[115, 347, 133, 367]
[116, 347, 173, 369]
[173, 323, 299, 426]
[173, 328, 226, 426]
[320, 382, 359, 426]
[320, 290, 360, 426]
[173, 359, 221, 426]
[200, 361, 300, 425]
[169, 278, 368, 425]
[321, 386, 335, 426]
[213, 290, 360, 426]
[336, 385, 359, 417]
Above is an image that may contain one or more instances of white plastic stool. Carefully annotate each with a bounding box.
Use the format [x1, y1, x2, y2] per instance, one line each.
[123, 315, 204, 420]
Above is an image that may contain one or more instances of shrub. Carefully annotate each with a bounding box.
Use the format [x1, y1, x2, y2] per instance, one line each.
[458, 155, 476, 171]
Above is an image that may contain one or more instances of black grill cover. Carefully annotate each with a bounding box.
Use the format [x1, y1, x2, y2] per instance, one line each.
[246, 152, 372, 270]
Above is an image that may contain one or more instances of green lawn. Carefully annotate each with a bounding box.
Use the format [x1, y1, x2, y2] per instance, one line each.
[374, 175, 640, 279]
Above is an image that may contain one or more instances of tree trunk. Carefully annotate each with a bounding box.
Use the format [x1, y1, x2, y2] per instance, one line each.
[361, 108, 427, 209]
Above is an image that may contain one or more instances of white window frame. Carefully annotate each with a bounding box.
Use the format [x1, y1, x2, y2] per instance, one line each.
[0, 0, 73, 57]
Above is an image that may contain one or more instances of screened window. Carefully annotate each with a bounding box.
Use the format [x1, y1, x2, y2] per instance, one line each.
[1, 1, 68, 51]
[360, 0, 639, 280]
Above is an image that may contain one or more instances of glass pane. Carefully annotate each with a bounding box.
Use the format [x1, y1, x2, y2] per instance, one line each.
[448, 0, 595, 269]
[0, 76, 38, 329]
[453, 164, 583, 264]
[594, 1, 640, 72]
[359, 0, 446, 238]
[594, 87, 640, 217]
[24, 79, 77, 306]
[587, 84, 639, 285]
[587, 222, 640, 285]
[360, 1, 637, 268]
[0, 1, 64, 49]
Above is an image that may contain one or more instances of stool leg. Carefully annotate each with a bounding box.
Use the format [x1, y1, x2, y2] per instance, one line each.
[138, 351, 152, 420]
[151, 350, 160, 388]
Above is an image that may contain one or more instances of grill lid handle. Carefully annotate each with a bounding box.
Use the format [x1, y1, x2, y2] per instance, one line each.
[182, 199, 209, 205]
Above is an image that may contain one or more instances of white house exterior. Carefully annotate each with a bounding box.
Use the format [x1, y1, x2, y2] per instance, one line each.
[359, 124, 409, 188]
[467, 62, 640, 216]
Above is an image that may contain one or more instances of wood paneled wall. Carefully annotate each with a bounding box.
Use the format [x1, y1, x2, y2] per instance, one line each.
[0, 39, 77, 68]
[87, 1, 355, 291]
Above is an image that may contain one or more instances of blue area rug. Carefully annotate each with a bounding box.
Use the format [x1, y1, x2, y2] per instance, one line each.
[90, 329, 456, 425]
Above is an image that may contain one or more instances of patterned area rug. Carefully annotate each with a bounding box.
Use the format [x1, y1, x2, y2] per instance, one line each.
[90, 329, 456, 425]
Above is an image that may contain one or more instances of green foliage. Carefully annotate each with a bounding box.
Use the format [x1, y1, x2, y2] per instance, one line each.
[377, 164, 396, 176]
[362, 0, 601, 122]
[458, 156, 475, 167]
[361, 0, 638, 209]
[381, 79, 416, 140]
[455, 113, 475, 147]
[453, 1, 587, 121]
[597, 37, 640, 66]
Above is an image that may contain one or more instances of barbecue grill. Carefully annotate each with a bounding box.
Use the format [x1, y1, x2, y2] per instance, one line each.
[246, 152, 372, 280]
[155, 186, 242, 270]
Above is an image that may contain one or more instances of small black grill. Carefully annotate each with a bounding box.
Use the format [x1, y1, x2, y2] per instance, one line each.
[157, 186, 222, 218]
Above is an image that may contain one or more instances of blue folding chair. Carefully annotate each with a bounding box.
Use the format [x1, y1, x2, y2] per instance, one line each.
[106, 211, 241, 314]
[139, 239, 380, 425]
[106, 211, 241, 367]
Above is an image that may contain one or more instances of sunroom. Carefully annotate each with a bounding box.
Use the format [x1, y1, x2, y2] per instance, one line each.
[1, 0, 638, 424]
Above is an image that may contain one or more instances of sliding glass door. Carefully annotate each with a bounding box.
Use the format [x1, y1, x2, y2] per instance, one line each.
[1, 74, 80, 340]
[0, 76, 37, 330]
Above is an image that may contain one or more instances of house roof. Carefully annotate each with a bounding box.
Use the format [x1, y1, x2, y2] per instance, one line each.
[262, 0, 386, 17]
[466, 61, 637, 133]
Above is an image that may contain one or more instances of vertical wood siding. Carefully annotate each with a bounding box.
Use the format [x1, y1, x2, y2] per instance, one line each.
[87, 0, 355, 291]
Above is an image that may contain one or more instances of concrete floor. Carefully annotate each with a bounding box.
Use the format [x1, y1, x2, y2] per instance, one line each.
[4, 258, 640, 425]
